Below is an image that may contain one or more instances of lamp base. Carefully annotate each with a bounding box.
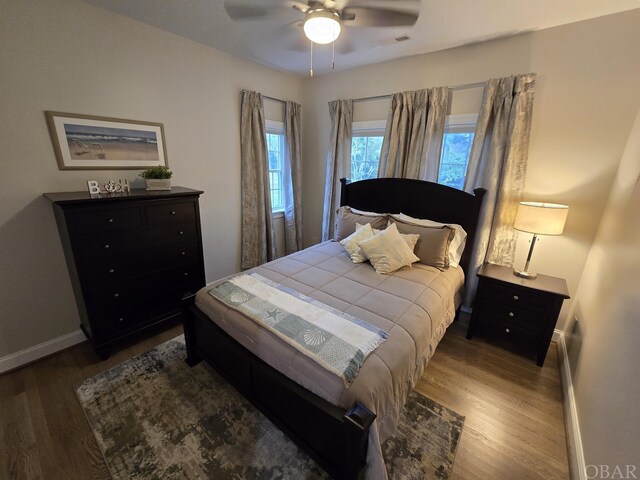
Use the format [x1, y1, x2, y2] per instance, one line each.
[513, 269, 538, 280]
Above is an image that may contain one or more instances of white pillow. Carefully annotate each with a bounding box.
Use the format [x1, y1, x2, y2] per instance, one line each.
[340, 223, 376, 263]
[358, 223, 420, 274]
[356, 222, 420, 252]
[391, 213, 467, 267]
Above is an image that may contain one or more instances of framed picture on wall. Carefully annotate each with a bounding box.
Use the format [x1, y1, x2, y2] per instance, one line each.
[45, 111, 168, 170]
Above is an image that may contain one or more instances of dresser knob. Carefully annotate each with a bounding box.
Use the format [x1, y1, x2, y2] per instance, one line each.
[181, 251, 186, 256]
[178, 231, 184, 235]
[118, 317, 124, 323]
[183, 272, 189, 276]
[108, 218, 114, 223]
[114, 293, 119, 298]
[108, 268, 115, 274]
[513, 295, 519, 300]
[509, 312, 515, 317]
[505, 328, 510, 334]
[170, 210, 176, 215]
[104, 244, 110, 249]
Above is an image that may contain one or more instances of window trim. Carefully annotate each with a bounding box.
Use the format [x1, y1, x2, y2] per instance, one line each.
[265, 120, 286, 213]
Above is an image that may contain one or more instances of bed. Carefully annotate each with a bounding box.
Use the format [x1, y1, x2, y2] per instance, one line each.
[183, 178, 485, 479]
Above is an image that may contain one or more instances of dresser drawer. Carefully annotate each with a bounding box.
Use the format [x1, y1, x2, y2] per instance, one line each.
[146, 202, 196, 225]
[483, 282, 552, 314]
[478, 299, 547, 333]
[75, 207, 142, 235]
[81, 221, 199, 262]
[84, 240, 199, 285]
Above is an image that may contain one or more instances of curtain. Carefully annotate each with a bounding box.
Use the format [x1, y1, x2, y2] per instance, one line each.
[283, 101, 303, 254]
[464, 73, 537, 303]
[378, 87, 448, 180]
[322, 99, 353, 241]
[240, 91, 276, 269]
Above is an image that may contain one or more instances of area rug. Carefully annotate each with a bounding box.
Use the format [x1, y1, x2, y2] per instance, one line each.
[76, 336, 464, 480]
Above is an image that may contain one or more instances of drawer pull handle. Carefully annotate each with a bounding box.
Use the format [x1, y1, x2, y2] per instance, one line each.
[170, 210, 176, 215]
[183, 272, 189, 276]
[181, 251, 187, 256]
[513, 295, 519, 300]
[104, 244, 110, 249]
[108, 218, 114, 223]
[108, 268, 115, 274]
[509, 312, 515, 317]
[114, 293, 119, 298]
[178, 231, 184, 235]
[118, 317, 124, 323]
[505, 328, 510, 334]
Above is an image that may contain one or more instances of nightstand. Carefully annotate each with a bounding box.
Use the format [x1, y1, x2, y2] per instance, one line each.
[466, 263, 570, 366]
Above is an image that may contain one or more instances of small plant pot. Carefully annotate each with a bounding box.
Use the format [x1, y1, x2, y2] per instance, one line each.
[145, 179, 171, 191]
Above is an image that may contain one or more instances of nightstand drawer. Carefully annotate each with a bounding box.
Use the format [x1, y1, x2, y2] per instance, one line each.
[479, 299, 547, 333]
[480, 319, 541, 344]
[484, 282, 552, 314]
[76, 207, 143, 235]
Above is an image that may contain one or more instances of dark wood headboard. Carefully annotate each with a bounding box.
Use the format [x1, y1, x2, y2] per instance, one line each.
[339, 178, 486, 275]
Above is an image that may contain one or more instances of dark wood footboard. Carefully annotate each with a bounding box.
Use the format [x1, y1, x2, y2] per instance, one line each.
[182, 294, 375, 480]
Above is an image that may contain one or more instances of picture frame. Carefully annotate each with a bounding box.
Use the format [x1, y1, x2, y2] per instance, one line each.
[45, 111, 168, 170]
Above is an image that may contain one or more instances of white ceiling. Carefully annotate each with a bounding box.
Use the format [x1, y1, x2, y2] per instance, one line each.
[83, 0, 640, 76]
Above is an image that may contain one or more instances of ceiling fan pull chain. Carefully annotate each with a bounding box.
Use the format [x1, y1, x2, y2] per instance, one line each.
[332, 38, 335, 70]
[310, 39, 314, 78]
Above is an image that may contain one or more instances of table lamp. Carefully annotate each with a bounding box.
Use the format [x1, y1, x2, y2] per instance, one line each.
[513, 201, 569, 279]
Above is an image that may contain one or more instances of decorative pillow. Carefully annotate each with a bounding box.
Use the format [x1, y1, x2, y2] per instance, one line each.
[340, 223, 376, 263]
[334, 206, 388, 241]
[356, 222, 419, 251]
[358, 223, 420, 275]
[391, 213, 467, 267]
[389, 219, 455, 269]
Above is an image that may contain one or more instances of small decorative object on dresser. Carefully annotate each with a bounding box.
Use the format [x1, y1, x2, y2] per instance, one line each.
[139, 166, 173, 191]
[44, 187, 205, 358]
[466, 263, 570, 366]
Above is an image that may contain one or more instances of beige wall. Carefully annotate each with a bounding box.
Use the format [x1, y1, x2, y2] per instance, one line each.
[566, 107, 640, 472]
[0, 0, 302, 358]
[300, 10, 640, 330]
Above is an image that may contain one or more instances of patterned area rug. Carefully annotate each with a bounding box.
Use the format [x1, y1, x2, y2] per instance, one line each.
[76, 336, 464, 479]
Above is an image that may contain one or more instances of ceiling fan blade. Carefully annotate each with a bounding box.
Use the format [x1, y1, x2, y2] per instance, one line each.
[224, 1, 306, 20]
[342, 6, 419, 27]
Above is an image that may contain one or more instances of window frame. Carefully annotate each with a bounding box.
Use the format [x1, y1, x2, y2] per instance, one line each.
[265, 120, 286, 216]
[350, 120, 386, 182]
[437, 114, 478, 190]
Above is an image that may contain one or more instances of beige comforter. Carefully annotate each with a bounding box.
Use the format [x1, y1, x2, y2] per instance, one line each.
[195, 241, 464, 479]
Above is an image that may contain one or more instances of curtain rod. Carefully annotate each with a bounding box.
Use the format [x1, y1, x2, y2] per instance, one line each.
[241, 90, 286, 105]
[351, 80, 486, 104]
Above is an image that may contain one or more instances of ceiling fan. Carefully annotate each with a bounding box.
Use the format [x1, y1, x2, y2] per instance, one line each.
[224, 0, 421, 74]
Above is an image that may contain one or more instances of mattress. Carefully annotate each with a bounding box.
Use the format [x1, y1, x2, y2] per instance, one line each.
[195, 240, 464, 478]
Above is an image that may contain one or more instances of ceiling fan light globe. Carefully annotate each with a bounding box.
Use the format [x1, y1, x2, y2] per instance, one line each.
[304, 11, 341, 44]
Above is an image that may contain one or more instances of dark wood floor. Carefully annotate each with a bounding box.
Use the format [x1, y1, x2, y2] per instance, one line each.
[0, 321, 569, 480]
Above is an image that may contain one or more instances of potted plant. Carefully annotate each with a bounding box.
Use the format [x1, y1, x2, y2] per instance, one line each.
[139, 166, 173, 191]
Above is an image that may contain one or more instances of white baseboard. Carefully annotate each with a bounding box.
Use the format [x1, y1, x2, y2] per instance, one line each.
[555, 329, 586, 480]
[0, 329, 86, 375]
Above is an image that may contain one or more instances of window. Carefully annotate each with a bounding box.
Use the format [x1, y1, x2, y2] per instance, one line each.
[437, 114, 477, 190]
[351, 121, 385, 181]
[265, 121, 285, 213]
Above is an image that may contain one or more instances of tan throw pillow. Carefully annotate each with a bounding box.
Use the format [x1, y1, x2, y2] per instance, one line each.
[358, 223, 420, 274]
[390, 219, 455, 269]
[334, 206, 388, 241]
[356, 222, 419, 252]
[340, 223, 376, 263]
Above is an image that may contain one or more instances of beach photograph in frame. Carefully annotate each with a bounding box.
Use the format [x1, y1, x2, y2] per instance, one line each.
[45, 112, 168, 170]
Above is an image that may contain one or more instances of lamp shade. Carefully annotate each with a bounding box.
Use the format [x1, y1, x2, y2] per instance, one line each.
[514, 202, 569, 235]
[304, 10, 341, 44]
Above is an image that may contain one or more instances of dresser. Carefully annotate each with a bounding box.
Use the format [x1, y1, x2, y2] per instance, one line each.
[466, 263, 570, 366]
[44, 187, 206, 358]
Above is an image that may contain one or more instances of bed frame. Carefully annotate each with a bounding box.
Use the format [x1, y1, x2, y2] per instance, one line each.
[183, 178, 485, 479]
